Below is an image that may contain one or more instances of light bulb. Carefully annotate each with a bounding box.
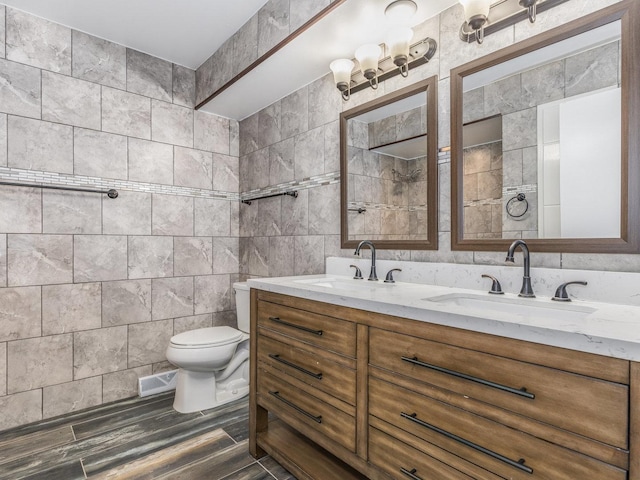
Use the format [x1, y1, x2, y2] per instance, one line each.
[355, 44, 382, 80]
[329, 59, 354, 92]
[459, 0, 490, 22]
[386, 27, 414, 67]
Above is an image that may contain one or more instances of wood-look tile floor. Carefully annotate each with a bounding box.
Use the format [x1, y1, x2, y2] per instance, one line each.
[0, 393, 296, 480]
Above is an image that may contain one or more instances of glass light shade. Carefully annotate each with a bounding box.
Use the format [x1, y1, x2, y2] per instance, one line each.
[330, 58, 355, 86]
[459, 0, 490, 21]
[386, 27, 414, 65]
[355, 44, 382, 76]
[384, 0, 417, 24]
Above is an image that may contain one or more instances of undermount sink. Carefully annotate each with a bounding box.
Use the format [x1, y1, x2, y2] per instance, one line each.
[294, 277, 393, 290]
[424, 293, 597, 321]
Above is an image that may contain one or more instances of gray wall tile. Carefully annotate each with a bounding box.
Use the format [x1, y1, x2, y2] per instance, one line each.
[230, 120, 240, 157]
[152, 194, 194, 236]
[195, 52, 215, 106]
[281, 87, 308, 140]
[8, 234, 73, 286]
[6, 8, 71, 74]
[244, 147, 270, 190]
[42, 71, 101, 129]
[126, 49, 172, 102]
[195, 198, 230, 237]
[294, 235, 324, 275]
[0, 286, 41, 342]
[72, 30, 126, 89]
[269, 138, 294, 185]
[8, 334, 73, 393]
[308, 183, 339, 235]
[74, 235, 127, 282]
[294, 126, 324, 179]
[0, 186, 41, 233]
[258, 0, 290, 57]
[174, 314, 213, 335]
[74, 326, 128, 379]
[211, 37, 234, 94]
[308, 74, 341, 130]
[102, 87, 151, 140]
[102, 190, 151, 235]
[8, 116, 73, 173]
[102, 366, 151, 403]
[233, 16, 258, 77]
[269, 236, 294, 277]
[194, 274, 232, 314]
[213, 237, 239, 274]
[127, 138, 173, 185]
[0, 234, 5, 287]
[102, 279, 152, 327]
[128, 319, 173, 367]
[194, 111, 230, 154]
[213, 153, 240, 193]
[128, 236, 173, 279]
[151, 100, 193, 148]
[175, 237, 213, 276]
[290, 0, 329, 31]
[239, 113, 259, 156]
[174, 147, 213, 190]
[0, 58, 41, 118]
[0, 343, 5, 396]
[42, 191, 102, 234]
[240, 237, 269, 276]
[258, 101, 281, 148]
[43, 377, 102, 418]
[172, 64, 195, 108]
[281, 188, 308, 235]
[0, 114, 6, 166]
[0, 6, 5, 58]
[42, 282, 101, 335]
[152, 277, 194, 320]
[0, 390, 42, 431]
[74, 128, 128, 180]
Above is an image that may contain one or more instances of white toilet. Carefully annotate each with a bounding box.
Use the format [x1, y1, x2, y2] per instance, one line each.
[166, 282, 251, 413]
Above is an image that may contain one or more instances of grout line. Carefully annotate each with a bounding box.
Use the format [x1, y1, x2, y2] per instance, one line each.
[70, 424, 77, 441]
[80, 458, 88, 479]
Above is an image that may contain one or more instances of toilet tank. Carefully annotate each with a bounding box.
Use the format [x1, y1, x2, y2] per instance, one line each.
[233, 282, 250, 333]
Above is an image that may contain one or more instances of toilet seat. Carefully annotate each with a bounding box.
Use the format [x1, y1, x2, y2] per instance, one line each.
[170, 326, 244, 349]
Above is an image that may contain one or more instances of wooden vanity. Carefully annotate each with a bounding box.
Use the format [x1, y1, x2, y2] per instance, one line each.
[249, 289, 639, 480]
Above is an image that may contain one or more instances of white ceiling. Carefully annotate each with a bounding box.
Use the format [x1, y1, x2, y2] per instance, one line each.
[0, 0, 269, 69]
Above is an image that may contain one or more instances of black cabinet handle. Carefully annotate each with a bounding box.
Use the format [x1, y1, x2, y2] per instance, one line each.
[401, 356, 534, 400]
[269, 316, 323, 336]
[401, 412, 533, 474]
[268, 354, 323, 379]
[400, 467, 423, 480]
[269, 391, 322, 423]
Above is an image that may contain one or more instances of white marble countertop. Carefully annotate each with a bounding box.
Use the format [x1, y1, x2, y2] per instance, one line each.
[248, 274, 640, 362]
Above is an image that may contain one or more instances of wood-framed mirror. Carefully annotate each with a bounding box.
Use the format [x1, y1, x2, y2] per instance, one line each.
[340, 77, 438, 250]
[450, 0, 640, 253]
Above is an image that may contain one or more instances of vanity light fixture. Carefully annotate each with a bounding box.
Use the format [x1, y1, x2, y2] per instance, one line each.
[355, 44, 382, 90]
[329, 0, 437, 101]
[459, 0, 568, 44]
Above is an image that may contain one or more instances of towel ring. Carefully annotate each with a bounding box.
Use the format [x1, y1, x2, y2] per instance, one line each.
[506, 193, 529, 218]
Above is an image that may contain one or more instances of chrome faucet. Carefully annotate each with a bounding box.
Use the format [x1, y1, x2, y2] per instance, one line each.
[505, 239, 535, 297]
[354, 240, 378, 281]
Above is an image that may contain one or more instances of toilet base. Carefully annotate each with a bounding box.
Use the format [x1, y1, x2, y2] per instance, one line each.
[172, 352, 250, 413]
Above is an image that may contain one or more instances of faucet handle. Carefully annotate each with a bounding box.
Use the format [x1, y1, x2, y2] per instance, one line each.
[481, 274, 504, 295]
[552, 281, 587, 302]
[384, 268, 402, 283]
[350, 264, 363, 280]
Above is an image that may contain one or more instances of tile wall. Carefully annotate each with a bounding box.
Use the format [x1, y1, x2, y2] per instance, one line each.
[0, 5, 240, 430]
[238, 0, 631, 278]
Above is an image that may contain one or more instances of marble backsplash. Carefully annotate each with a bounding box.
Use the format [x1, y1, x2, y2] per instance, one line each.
[327, 256, 640, 307]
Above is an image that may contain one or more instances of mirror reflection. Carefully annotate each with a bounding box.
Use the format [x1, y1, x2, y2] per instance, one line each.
[461, 21, 621, 241]
[341, 78, 438, 250]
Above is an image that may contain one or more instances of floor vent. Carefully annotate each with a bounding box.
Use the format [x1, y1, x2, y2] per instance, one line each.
[138, 370, 178, 397]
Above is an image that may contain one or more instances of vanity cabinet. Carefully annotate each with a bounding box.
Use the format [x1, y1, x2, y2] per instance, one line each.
[249, 289, 638, 480]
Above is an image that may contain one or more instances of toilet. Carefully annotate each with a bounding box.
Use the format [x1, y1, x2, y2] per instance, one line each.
[166, 282, 250, 413]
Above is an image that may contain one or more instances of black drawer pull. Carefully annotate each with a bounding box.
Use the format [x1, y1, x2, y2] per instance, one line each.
[401, 412, 533, 475]
[401, 356, 535, 400]
[268, 354, 323, 379]
[269, 391, 322, 423]
[400, 467, 423, 480]
[269, 316, 323, 336]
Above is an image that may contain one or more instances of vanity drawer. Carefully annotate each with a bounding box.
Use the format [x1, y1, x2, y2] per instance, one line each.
[369, 427, 476, 480]
[369, 328, 628, 448]
[369, 377, 627, 480]
[257, 300, 356, 357]
[257, 368, 356, 452]
[257, 334, 356, 405]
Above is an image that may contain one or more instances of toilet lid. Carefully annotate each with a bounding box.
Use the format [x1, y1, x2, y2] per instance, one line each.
[170, 326, 244, 347]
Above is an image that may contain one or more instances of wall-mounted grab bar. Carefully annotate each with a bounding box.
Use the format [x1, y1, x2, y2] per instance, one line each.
[0, 180, 118, 198]
[242, 190, 297, 205]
